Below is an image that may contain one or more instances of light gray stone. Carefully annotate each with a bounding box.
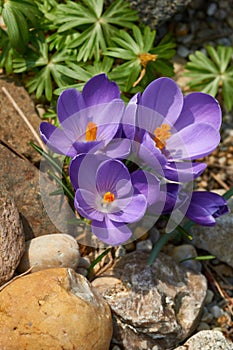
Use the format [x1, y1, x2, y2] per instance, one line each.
[191, 198, 233, 268]
[17, 234, 80, 273]
[136, 239, 153, 252]
[0, 186, 25, 286]
[207, 2, 218, 16]
[92, 251, 207, 350]
[171, 244, 202, 272]
[174, 330, 233, 350]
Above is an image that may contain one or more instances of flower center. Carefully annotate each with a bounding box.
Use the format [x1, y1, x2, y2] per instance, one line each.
[86, 121, 97, 142]
[153, 123, 171, 150]
[139, 53, 158, 68]
[103, 191, 115, 203]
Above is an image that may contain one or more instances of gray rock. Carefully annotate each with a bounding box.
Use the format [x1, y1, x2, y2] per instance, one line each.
[171, 244, 202, 272]
[0, 186, 25, 286]
[92, 251, 207, 350]
[174, 330, 233, 350]
[106, 0, 192, 27]
[191, 198, 233, 268]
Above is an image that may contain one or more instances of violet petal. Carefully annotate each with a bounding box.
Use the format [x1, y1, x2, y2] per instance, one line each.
[91, 216, 132, 245]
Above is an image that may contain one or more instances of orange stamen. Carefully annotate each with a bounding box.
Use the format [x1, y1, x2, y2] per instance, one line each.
[103, 191, 115, 203]
[86, 121, 97, 142]
[153, 124, 171, 150]
[139, 53, 158, 68]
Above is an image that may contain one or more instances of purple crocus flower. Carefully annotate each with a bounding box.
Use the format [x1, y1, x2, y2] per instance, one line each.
[159, 184, 229, 226]
[69, 154, 160, 245]
[185, 191, 229, 226]
[123, 77, 221, 182]
[40, 74, 125, 158]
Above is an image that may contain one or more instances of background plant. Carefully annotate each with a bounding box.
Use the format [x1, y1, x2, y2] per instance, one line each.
[184, 45, 233, 111]
[0, 0, 176, 104]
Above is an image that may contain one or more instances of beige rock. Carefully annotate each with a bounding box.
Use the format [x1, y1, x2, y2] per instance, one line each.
[0, 268, 112, 350]
[0, 186, 25, 286]
[174, 330, 233, 350]
[18, 234, 80, 273]
[92, 251, 207, 350]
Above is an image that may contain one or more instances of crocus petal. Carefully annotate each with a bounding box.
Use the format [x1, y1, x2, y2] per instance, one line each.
[186, 191, 229, 226]
[163, 161, 207, 182]
[82, 73, 120, 107]
[122, 93, 140, 139]
[136, 132, 167, 172]
[57, 88, 85, 124]
[139, 77, 184, 125]
[103, 139, 131, 159]
[70, 153, 107, 190]
[131, 170, 160, 206]
[91, 216, 132, 246]
[186, 203, 216, 226]
[96, 159, 132, 197]
[73, 140, 103, 155]
[174, 92, 222, 131]
[40, 122, 77, 157]
[74, 189, 104, 221]
[108, 194, 147, 223]
[167, 123, 220, 160]
[93, 100, 125, 140]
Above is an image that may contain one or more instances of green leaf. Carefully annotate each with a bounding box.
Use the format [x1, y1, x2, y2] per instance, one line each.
[1, 0, 41, 50]
[223, 187, 233, 200]
[180, 255, 216, 263]
[184, 45, 233, 110]
[148, 231, 178, 265]
[87, 248, 112, 278]
[222, 78, 233, 111]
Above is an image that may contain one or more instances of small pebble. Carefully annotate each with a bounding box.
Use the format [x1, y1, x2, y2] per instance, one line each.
[76, 267, 88, 277]
[78, 256, 91, 269]
[115, 245, 127, 258]
[204, 289, 214, 305]
[171, 244, 202, 272]
[136, 239, 153, 252]
[201, 307, 214, 323]
[210, 305, 224, 319]
[177, 45, 190, 58]
[148, 227, 160, 244]
[207, 3, 218, 16]
[197, 322, 211, 331]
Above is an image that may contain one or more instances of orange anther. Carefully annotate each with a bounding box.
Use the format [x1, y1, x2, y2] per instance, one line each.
[86, 121, 97, 141]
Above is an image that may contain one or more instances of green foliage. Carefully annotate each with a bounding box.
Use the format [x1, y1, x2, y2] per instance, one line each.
[106, 27, 175, 91]
[48, 0, 138, 61]
[185, 45, 233, 111]
[0, 0, 176, 102]
[13, 33, 81, 100]
[0, 0, 40, 51]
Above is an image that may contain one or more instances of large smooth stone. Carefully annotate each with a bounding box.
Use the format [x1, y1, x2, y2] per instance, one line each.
[17, 233, 80, 273]
[0, 268, 112, 349]
[0, 186, 25, 286]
